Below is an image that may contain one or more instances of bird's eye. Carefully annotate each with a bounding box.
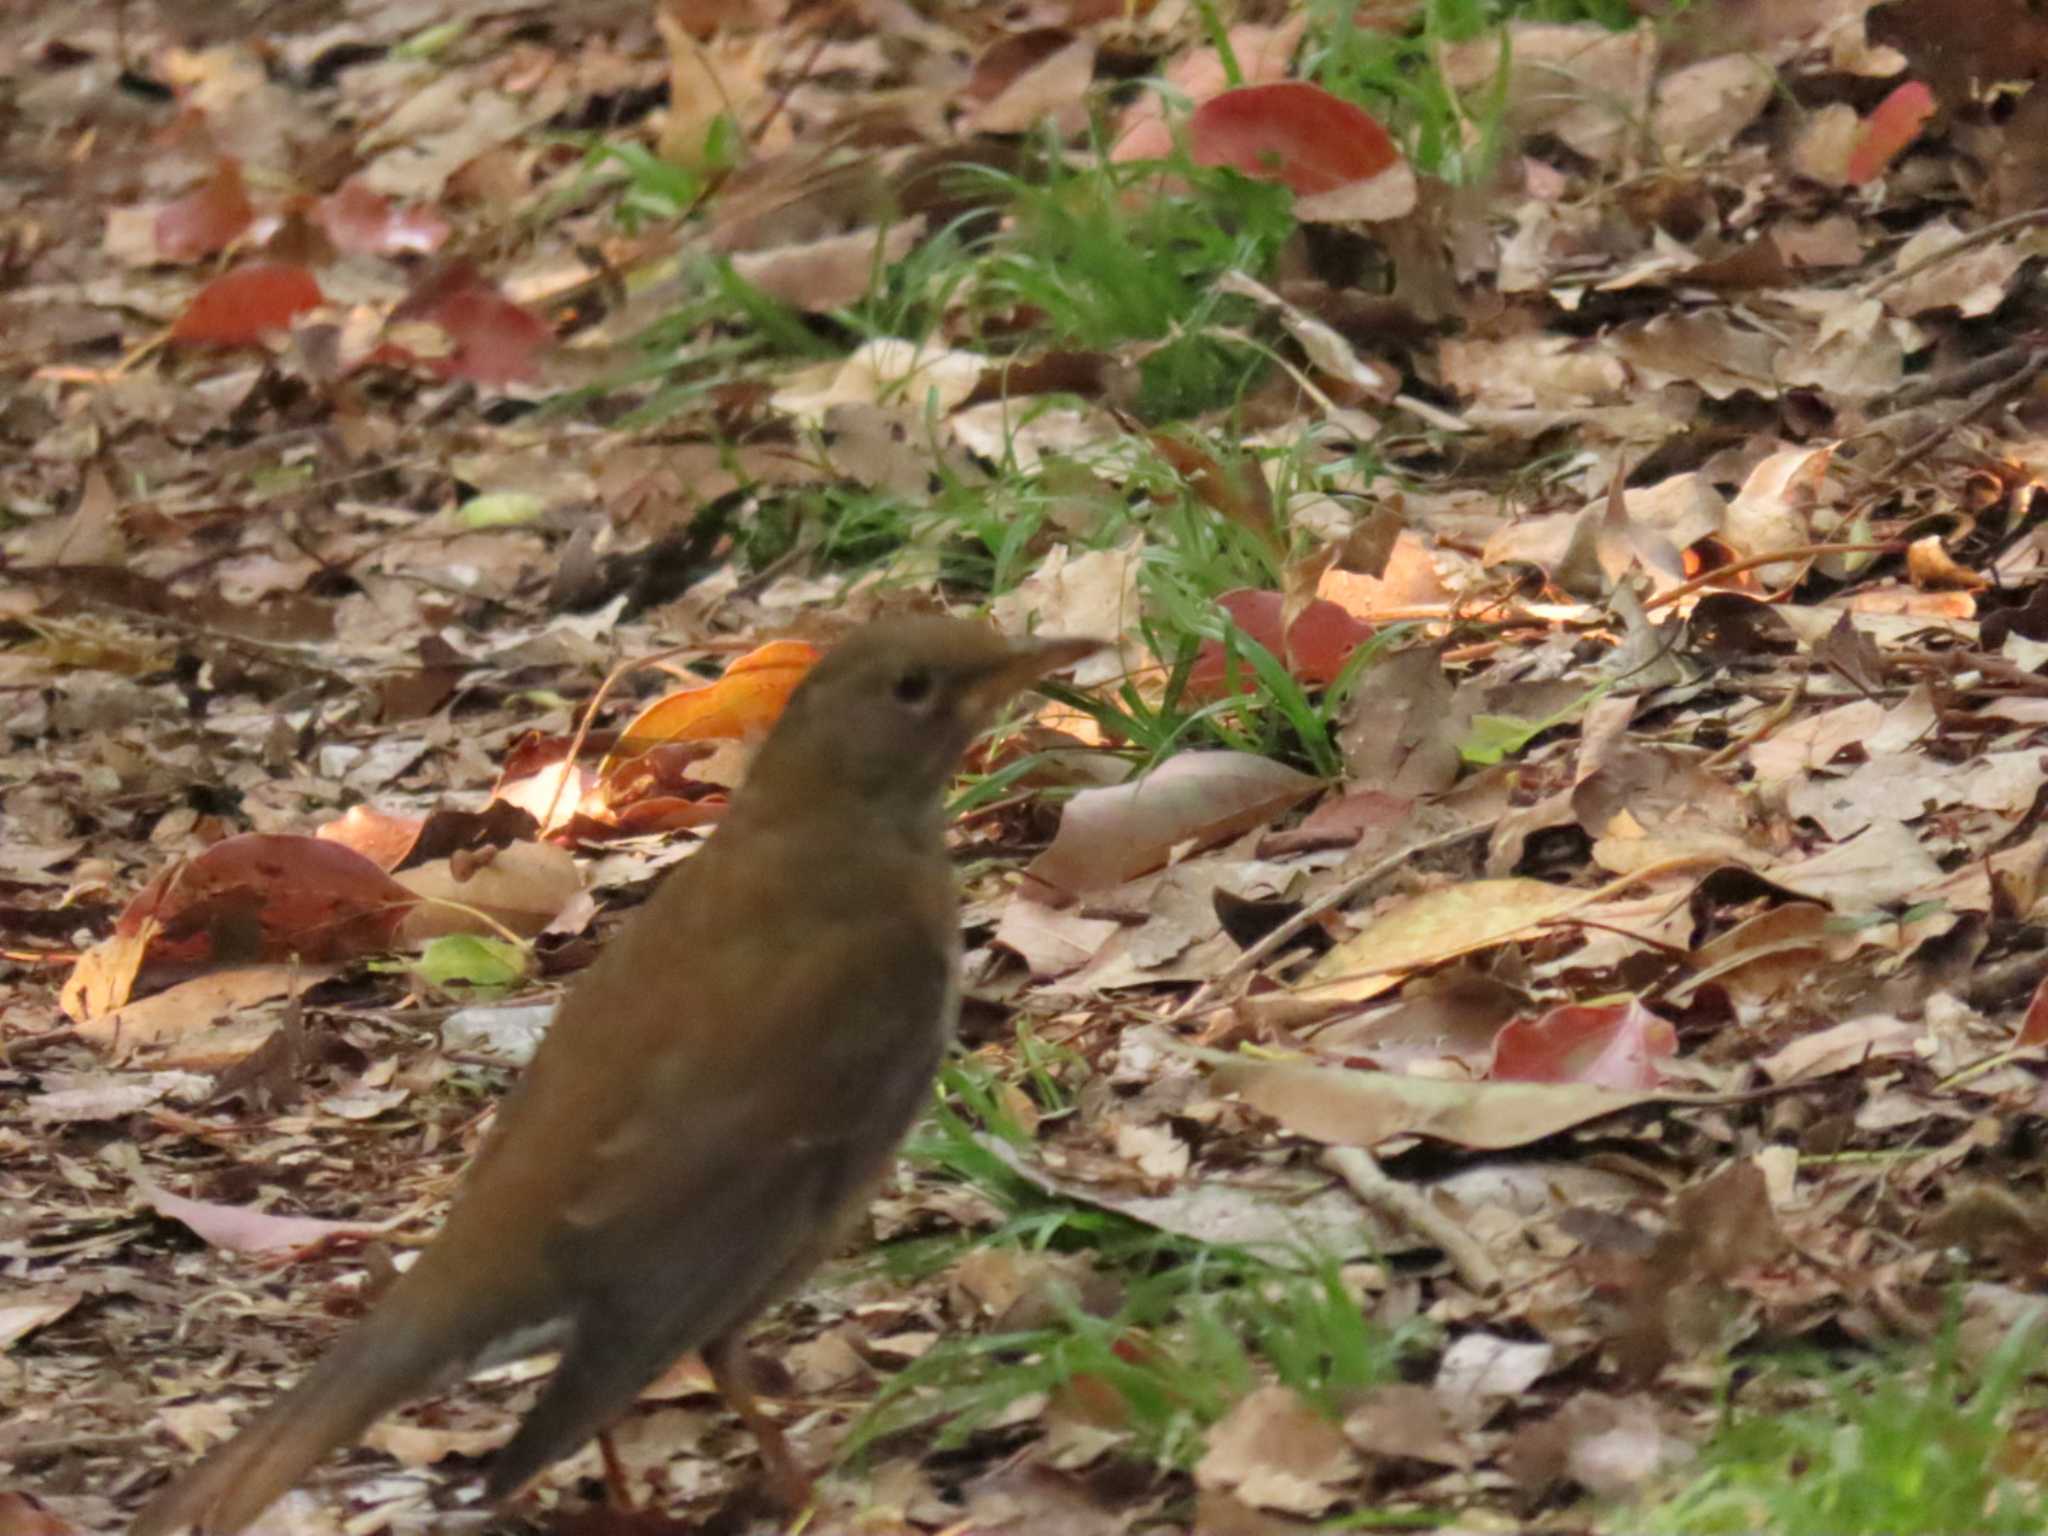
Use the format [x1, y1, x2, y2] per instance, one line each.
[892, 668, 934, 707]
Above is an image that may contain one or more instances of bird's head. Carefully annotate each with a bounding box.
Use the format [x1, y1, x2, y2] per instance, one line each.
[740, 618, 1100, 827]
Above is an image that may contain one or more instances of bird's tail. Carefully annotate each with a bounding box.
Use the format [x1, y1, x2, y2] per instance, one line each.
[131, 1273, 491, 1536]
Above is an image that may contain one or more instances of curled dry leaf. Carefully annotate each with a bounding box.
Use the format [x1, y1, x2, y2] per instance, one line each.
[0, 1289, 81, 1353]
[120, 833, 413, 966]
[74, 964, 341, 1055]
[60, 836, 414, 1020]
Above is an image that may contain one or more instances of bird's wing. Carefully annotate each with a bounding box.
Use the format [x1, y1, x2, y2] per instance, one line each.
[472, 898, 955, 1495]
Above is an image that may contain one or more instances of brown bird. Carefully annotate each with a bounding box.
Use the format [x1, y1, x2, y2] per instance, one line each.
[132, 618, 1098, 1536]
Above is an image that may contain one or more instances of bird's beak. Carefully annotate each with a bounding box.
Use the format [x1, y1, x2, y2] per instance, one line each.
[970, 634, 1104, 713]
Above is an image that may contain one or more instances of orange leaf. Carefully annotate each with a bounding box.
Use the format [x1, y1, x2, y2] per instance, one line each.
[170, 262, 323, 345]
[317, 803, 425, 872]
[604, 639, 822, 772]
[1846, 79, 1935, 185]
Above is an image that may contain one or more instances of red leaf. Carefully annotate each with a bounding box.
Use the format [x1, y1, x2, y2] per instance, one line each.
[1846, 79, 1935, 185]
[315, 181, 452, 256]
[115, 832, 415, 966]
[1187, 588, 1374, 697]
[1490, 1000, 1677, 1091]
[1190, 82, 1409, 217]
[389, 260, 550, 385]
[154, 158, 254, 262]
[169, 262, 324, 345]
[2017, 971, 2048, 1047]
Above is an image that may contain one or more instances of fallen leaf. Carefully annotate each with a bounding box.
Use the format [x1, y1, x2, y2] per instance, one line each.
[1847, 79, 1936, 185]
[1300, 878, 1599, 1005]
[138, 1181, 413, 1259]
[74, 964, 340, 1053]
[602, 639, 821, 775]
[170, 262, 324, 346]
[1214, 1055, 1668, 1150]
[1190, 83, 1415, 221]
[154, 158, 253, 262]
[1194, 1385, 1359, 1516]
[0, 1289, 81, 1351]
[1025, 751, 1321, 901]
[394, 840, 582, 943]
[1491, 999, 1678, 1091]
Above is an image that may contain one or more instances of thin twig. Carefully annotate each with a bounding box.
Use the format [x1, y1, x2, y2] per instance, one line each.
[1321, 1146, 1502, 1294]
[1861, 205, 2048, 298]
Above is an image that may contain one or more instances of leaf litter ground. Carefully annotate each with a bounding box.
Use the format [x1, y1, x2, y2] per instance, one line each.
[11, 0, 2048, 1532]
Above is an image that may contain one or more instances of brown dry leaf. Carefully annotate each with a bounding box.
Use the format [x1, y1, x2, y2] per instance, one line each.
[0, 1492, 80, 1536]
[729, 221, 928, 313]
[74, 964, 341, 1056]
[393, 840, 583, 943]
[1758, 817, 1944, 908]
[0, 1288, 81, 1351]
[1337, 646, 1471, 795]
[1194, 1386, 1359, 1516]
[1434, 1332, 1556, 1428]
[1608, 311, 1780, 400]
[57, 918, 159, 1024]
[1341, 1383, 1471, 1468]
[1756, 1013, 1924, 1082]
[1437, 22, 1656, 165]
[1651, 54, 1774, 157]
[1722, 443, 1835, 587]
[1670, 902, 1852, 1007]
[9, 467, 124, 566]
[1212, 1055, 1670, 1150]
[71, 834, 416, 994]
[1298, 878, 1601, 1005]
[1024, 751, 1321, 902]
[1515, 1392, 1693, 1498]
[989, 538, 1144, 688]
[361, 1420, 514, 1467]
[979, 1133, 1400, 1253]
[992, 896, 1123, 978]
[964, 33, 1096, 136]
